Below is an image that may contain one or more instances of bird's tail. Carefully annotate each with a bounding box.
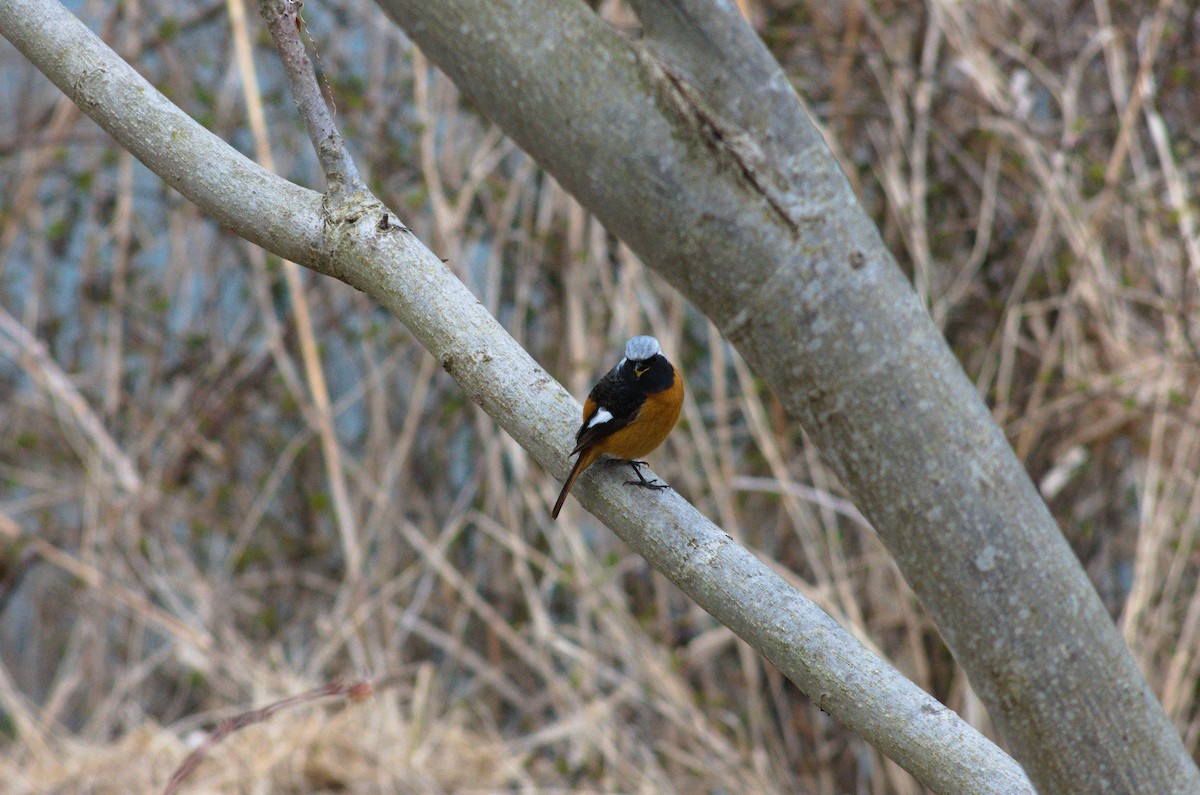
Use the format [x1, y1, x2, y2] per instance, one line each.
[551, 447, 600, 520]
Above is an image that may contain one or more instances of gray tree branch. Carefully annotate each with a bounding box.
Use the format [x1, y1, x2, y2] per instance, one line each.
[376, 0, 1200, 792]
[257, 0, 363, 195]
[0, 0, 1039, 791]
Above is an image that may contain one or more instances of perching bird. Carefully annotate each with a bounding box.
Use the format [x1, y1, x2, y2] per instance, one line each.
[551, 335, 684, 519]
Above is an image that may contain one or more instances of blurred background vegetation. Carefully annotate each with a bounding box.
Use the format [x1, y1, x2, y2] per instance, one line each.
[1, 0, 1198, 791]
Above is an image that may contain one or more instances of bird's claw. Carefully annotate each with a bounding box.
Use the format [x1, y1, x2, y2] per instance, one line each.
[623, 459, 668, 490]
[623, 478, 669, 490]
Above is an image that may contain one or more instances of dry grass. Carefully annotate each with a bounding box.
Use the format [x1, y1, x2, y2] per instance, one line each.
[0, 0, 1197, 791]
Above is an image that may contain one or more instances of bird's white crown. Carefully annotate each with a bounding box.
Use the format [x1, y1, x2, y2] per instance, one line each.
[624, 336, 662, 362]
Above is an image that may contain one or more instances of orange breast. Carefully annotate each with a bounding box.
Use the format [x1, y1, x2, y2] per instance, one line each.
[595, 370, 683, 460]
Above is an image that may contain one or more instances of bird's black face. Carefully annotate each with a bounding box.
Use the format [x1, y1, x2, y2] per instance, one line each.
[622, 353, 674, 394]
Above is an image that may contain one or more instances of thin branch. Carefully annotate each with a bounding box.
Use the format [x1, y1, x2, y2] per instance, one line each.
[258, 0, 364, 196]
[162, 677, 375, 794]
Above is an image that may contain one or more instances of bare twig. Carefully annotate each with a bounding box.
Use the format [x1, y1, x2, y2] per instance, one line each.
[162, 677, 375, 795]
[257, 0, 364, 196]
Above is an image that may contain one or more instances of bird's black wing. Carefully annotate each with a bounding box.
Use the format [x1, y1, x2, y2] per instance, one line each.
[570, 364, 646, 455]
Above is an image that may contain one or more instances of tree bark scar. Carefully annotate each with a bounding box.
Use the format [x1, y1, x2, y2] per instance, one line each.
[647, 55, 799, 239]
[72, 66, 108, 108]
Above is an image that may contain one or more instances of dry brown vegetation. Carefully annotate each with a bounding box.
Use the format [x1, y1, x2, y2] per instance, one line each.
[0, 0, 1197, 792]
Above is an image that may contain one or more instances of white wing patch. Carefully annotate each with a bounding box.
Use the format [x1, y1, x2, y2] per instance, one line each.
[586, 408, 614, 428]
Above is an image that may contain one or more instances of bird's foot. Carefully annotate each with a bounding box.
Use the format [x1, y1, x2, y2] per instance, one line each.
[623, 460, 669, 491]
